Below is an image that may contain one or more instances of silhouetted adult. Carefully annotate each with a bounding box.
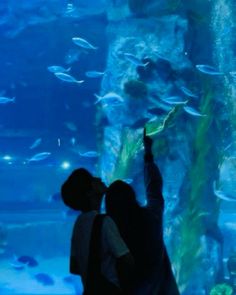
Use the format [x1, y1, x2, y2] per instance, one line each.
[61, 168, 134, 295]
[105, 129, 180, 294]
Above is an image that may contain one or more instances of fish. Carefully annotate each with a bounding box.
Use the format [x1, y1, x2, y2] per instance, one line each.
[17, 255, 38, 267]
[123, 178, 133, 184]
[54, 72, 84, 84]
[64, 122, 77, 132]
[183, 106, 206, 117]
[160, 96, 187, 105]
[47, 66, 71, 73]
[34, 273, 55, 285]
[0, 96, 15, 104]
[72, 37, 98, 50]
[123, 53, 149, 67]
[63, 275, 76, 284]
[79, 151, 100, 158]
[94, 92, 124, 105]
[85, 71, 105, 78]
[10, 261, 26, 270]
[213, 181, 236, 202]
[196, 65, 223, 75]
[29, 138, 42, 149]
[28, 152, 51, 162]
[179, 86, 198, 98]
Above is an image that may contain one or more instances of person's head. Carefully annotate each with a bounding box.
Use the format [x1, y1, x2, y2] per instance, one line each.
[61, 168, 106, 212]
[105, 180, 138, 228]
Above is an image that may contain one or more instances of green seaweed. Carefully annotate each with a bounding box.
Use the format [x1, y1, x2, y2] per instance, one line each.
[123, 79, 148, 99]
[172, 88, 215, 292]
[210, 284, 233, 295]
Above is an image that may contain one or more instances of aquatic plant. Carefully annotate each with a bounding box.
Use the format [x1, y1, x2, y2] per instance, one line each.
[110, 128, 143, 181]
[210, 284, 233, 295]
[123, 79, 148, 99]
[172, 88, 219, 292]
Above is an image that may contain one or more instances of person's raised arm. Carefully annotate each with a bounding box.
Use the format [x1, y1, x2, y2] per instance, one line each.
[143, 128, 164, 208]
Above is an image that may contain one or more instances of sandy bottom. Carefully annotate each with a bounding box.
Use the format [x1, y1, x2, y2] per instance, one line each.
[0, 256, 83, 294]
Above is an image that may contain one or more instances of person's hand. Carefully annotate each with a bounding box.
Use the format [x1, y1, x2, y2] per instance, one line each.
[143, 127, 153, 153]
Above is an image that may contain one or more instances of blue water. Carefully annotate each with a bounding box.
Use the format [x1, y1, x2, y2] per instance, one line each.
[0, 1, 236, 294]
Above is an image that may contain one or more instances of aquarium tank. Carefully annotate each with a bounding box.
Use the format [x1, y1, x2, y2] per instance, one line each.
[0, 0, 236, 294]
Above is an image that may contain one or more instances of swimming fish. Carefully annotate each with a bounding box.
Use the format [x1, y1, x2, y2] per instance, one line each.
[123, 178, 133, 184]
[79, 151, 100, 158]
[179, 86, 198, 98]
[48, 66, 71, 73]
[29, 138, 42, 149]
[196, 65, 223, 75]
[63, 275, 76, 284]
[213, 182, 236, 202]
[64, 48, 81, 65]
[94, 92, 124, 105]
[10, 261, 26, 270]
[183, 106, 206, 117]
[34, 273, 55, 285]
[0, 96, 15, 104]
[70, 137, 76, 146]
[17, 255, 38, 267]
[72, 37, 97, 50]
[28, 152, 51, 162]
[64, 122, 77, 132]
[160, 96, 187, 105]
[85, 71, 105, 78]
[123, 53, 149, 67]
[54, 72, 84, 84]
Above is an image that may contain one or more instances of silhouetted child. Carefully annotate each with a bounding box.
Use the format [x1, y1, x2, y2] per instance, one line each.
[61, 168, 134, 295]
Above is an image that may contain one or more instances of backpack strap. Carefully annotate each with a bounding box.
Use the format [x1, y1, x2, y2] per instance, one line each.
[85, 214, 107, 294]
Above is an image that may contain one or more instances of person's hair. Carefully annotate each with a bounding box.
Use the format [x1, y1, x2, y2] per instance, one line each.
[105, 180, 140, 236]
[61, 168, 93, 211]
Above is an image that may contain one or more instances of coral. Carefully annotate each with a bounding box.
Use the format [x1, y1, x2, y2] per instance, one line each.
[123, 79, 148, 99]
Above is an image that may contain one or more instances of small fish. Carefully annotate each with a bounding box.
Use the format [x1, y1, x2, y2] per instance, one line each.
[85, 71, 105, 78]
[72, 37, 97, 50]
[196, 65, 223, 75]
[160, 96, 187, 105]
[79, 151, 100, 158]
[0, 96, 15, 104]
[10, 261, 26, 270]
[123, 178, 133, 184]
[64, 48, 81, 65]
[29, 138, 42, 149]
[123, 53, 149, 67]
[34, 273, 55, 286]
[183, 106, 206, 117]
[17, 255, 38, 267]
[28, 152, 51, 162]
[54, 72, 84, 84]
[179, 86, 198, 98]
[213, 182, 236, 202]
[47, 66, 71, 73]
[64, 122, 77, 132]
[94, 92, 124, 105]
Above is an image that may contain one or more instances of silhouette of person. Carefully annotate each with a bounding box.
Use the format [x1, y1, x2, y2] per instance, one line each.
[61, 168, 134, 295]
[105, 128, 180, 294]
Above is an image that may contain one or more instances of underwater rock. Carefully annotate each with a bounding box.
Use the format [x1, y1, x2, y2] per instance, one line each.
[123, 79, 148, 99]
[136, 57, 157, 80]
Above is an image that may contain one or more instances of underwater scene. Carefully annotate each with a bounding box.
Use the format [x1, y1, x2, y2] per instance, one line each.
[0, 0, 236, 294]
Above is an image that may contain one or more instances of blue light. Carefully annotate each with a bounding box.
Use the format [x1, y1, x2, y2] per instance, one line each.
[3, 155, 12, 161]
[61, 161, 71, 169]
